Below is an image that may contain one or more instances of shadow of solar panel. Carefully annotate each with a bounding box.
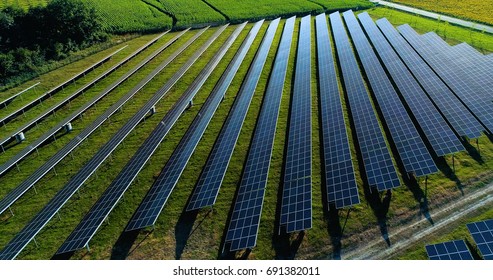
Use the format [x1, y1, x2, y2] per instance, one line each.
[280, 15, 313, 233]
[467, 219, 493, 260]
[126, 19, 280, 232]
[315, 13, 359, 209]
[224, 17, 295, 251]
[343, 10, 437, 177]
[357, 13, 463, 157]
[425, 240, 474, 260]
[329, 12, 399, 191]
[398, 24, 493, 134]
[375, 18, 484, 139]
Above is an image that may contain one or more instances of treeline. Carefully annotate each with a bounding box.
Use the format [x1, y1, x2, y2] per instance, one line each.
[0, 0, 107, 85]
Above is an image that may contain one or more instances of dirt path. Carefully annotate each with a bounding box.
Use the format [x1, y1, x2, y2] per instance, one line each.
[343, 181, 493, 259]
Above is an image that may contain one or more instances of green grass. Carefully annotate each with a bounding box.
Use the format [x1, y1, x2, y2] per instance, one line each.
[365, 7, 493, 53]
[390, 0, 493, 26]
[0, 0, 47, 9]
[2, 7, 493, 260]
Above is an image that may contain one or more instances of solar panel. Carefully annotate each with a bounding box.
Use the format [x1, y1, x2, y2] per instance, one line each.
[425, 240, 474, 260]
[343, 11, 437, 177]
[0, 26, 221, 260]
[280, 15, 312, 233]
[126, 19, 280, 231]
[0, 46, 123, 127]
[55, 23, 247, 255]
[0, 82, 40, 111]
[398, 24, 493, 134]
[0, 30, 185, 177]
[376, 18, 484, 139]
[467, 219, 493, 260]
[358, 13, 464, 157]
[421, 34, 493, 96]
[0, 28, 200, 217]
[315, 14, 359, 209]
[224, 17, 295, 251]
[329, 12, 400, 191]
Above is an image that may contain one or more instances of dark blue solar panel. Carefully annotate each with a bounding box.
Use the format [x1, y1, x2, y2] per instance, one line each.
[315, 13, 359, 209]
[225, 17, 295, 251]
[343, 11, 437, 177]
[398, 24, 493, 134]
[376, 18, 484, 139]
[55, 23, 247, 255]
[126, 19, 280, 231]
[467, 219, 493, 260]
[0, 26, 222, 260]
[425, 240, 474, 260]
[421, 33, 493, 98]
[280, 15, 312, 233]
[329, 12, 399, 191]
[358, 13, 463, 157]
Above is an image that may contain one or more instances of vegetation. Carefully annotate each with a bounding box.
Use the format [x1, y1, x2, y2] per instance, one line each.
[0, 0, 107, 86]
[390, 0, 493, 26]
[84, 0, 172, 34]
[0, 0, 47, 10]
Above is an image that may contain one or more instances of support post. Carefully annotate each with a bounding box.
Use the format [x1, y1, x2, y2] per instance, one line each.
[9, 207, 14, 216]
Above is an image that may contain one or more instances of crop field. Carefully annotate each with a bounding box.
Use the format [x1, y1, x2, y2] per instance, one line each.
[390, 0, 493, 26]
[1, 6, 493, 260]
[0, 0, 47, 9]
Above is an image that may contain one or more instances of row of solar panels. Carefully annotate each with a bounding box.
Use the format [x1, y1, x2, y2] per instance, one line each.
[0, 82, 40, 110]
[426, 219, 493, 260]
[1, 11, 491, 259]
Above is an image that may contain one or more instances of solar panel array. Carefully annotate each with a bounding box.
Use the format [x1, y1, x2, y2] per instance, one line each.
[357, 13, 464, 157]
[224, 17, 295, 251]
[0, 26, 222, 260]
[425, 240, 474, 260]
[343, 11, 437, 177]
[56, 23, 246, 255]
[280, 15, 312, 233]
[0, 47, 121, 127]
[0, 30, 184, 177]
[0, 28, 200, 217]
[329, 12, 400, 191]
[0, 82, 40, 110]
[126, 19, 280, 231]
[467, 219, 493, 260]
[398, 24, 493, 134]
[375, 18, 484, 139]
[315, 14, 359, 209]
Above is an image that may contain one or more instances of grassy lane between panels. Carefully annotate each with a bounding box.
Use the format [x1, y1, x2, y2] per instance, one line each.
[0, 27, 206, 259]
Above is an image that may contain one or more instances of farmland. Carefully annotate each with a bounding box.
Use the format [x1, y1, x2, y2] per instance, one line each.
[390, 0, 493, 25]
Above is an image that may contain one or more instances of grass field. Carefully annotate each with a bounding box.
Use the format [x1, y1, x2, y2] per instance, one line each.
[390, 0, 493, 26]
[1, 5, 493, 260]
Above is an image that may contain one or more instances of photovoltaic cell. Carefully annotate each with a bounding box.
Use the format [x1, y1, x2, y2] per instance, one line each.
[343, 11, 437, 177]
[0, 26, 221, 260]
[467, 219, 493, 260]
[186, 21, 266, 211]
[358, 13, 463, 157]
[126, 19, 280, 231]
[376, 18, 484, 139]
[0, 28, 200, 217]
[425, 240, 474, 260]
[315, 13, 359, 209]
[56, 23, 247, 255]
[280, 15, 312, 233]
[224, 17, 295, 251]
[398, 24, 493, 134]
[329, 12, 399, 191]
